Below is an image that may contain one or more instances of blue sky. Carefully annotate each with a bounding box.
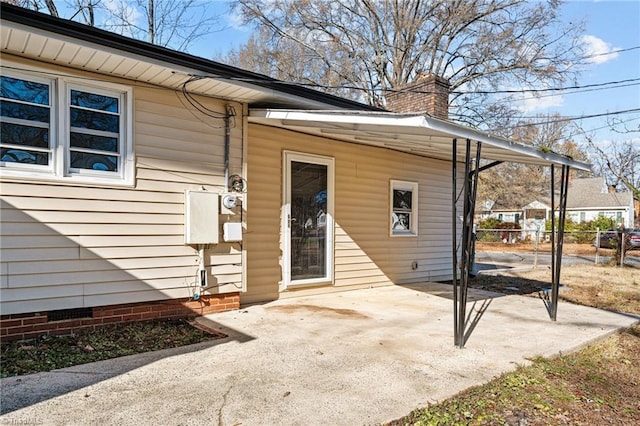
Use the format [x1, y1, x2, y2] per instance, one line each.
[551, 0, 640, 146]
[196, 0, 640, 147]
[63, 1, 640, 147]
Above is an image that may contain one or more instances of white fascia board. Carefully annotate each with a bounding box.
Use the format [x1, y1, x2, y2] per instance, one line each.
[420, 115, 591, 171]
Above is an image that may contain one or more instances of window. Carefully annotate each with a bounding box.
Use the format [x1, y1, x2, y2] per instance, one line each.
[390, 180, 418, 236]
[1, 68, 133, 185]
[0, 75, 53, 169]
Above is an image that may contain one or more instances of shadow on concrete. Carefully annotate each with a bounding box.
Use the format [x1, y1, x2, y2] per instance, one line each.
[400, 282, 501, 346]
[461, 298, 493, 346]
[0, 320, 254, 415]
[474, 262, 515, 273]
[400, 282, 505, 302]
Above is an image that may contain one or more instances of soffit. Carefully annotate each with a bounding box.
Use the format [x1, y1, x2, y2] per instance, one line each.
[249, 109, 592, 171]
[0, 19, 351, 110]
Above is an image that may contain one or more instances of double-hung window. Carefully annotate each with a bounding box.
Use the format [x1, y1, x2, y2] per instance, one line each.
[1, 68, 133, 185]
[390, 180, 418, 236]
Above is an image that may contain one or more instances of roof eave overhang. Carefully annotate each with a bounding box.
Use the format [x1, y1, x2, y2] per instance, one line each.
[248, 109, 592, 171]
[0, 3, 381, 112]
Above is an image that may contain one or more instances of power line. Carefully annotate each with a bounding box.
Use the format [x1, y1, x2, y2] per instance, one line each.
[581, 45, 640, 60]
[261, 77, 640, 96]
[507, 108, 640, 128]
[485, 82, 640, 107]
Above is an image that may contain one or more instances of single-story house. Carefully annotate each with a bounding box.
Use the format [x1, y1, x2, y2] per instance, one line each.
[478, 200, 523, 223]
[0, 4, 590, 341]
[566, 177, 634, 228]
[477, 199, 551, 239]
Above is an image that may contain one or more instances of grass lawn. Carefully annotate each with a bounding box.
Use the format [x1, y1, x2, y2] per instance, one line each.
[389, 264, 640, 425]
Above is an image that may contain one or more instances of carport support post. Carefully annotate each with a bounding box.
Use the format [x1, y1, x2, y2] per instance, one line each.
[550, 165, 570, 321]
[551, 166, 556, 286]
[452, 138, 459, 345]
[452, 138, 481, 347]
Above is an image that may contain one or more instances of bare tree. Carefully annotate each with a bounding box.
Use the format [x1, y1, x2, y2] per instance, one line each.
[68, 0, 97, 26]
[100, 0, 219, 50]
[4, 0, 59, 15]
[586, 139, 640, 200]
[227, 0, 586, 126]
[478, 114, 589, 208]
[6, 0, 221, 51]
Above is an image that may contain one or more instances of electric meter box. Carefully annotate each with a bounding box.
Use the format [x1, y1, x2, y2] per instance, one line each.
[185, 190, 219, 245]
[220, 193, 240, 215]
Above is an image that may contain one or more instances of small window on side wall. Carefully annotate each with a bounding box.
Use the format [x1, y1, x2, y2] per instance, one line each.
[390, 180, 418, 236]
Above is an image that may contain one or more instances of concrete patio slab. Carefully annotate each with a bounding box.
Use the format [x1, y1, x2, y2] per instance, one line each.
[1, 284, 638, 425]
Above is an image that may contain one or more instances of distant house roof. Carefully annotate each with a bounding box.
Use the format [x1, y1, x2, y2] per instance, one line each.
[566, 177, 632, 209]
[523, 200, 551, 210]
[480, 198, 550, 212]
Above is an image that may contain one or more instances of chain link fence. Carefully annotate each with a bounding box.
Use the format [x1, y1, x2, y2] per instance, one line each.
[475, 228, 638, 266]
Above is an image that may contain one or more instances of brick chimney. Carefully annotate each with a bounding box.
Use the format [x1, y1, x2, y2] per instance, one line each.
[385, 73, 450, 120]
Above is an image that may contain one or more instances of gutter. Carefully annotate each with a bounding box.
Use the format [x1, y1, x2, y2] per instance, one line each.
[0, 2, 382, 112]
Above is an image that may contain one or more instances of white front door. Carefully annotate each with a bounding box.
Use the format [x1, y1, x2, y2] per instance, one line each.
[283, 151, 334, 288]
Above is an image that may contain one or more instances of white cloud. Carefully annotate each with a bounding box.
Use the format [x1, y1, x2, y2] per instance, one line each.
[225, 8, 248, 31]
[581, 35, 619, 64]
[99, 0, 143, 31]
[516, 92, 564, 114]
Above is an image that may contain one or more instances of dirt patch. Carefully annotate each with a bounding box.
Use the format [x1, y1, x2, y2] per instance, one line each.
[1, 320, 225, 378]
[267, 304, 370, 319]
[473, 264, 640, 315]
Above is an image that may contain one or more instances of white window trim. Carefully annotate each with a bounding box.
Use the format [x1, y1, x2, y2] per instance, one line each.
[1, 65, 134, 187]
[390, 179, 418, 237]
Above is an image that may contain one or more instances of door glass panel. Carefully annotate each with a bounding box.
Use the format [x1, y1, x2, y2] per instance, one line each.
[290, 161, 328, 281]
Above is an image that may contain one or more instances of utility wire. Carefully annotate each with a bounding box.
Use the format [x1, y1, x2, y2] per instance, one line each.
[488, 82, 640, 106]
[220, 75, 640, 96]
[581, 45, 640, 60]
[506, 108, 640, 128]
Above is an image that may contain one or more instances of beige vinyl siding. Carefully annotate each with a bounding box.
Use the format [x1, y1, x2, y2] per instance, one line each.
[0, 57, 244, 315]
[244, 123, 460, 304]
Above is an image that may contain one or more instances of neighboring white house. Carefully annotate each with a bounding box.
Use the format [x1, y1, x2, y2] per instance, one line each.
[566, 177, 634, 228]
[476, 199, 551, 240]
[521, 200, 552, 238]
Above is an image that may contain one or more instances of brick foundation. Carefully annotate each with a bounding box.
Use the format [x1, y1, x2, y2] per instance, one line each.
[0, 293, 240, 342]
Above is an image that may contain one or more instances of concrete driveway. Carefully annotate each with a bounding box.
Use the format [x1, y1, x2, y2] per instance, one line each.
[2, 284, 638, 425]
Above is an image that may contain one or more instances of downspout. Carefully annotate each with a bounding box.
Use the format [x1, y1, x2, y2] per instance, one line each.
[224, 105, 233, 191]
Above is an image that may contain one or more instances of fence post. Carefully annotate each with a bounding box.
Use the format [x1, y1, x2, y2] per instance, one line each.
[620, 231, 626, 268]
[595, 227, 600, 265]
[534, 227, 539, 268]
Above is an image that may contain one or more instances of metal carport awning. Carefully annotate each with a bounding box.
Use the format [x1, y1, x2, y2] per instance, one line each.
[248, 109, 592, 348]
[248, 109, 591, 170]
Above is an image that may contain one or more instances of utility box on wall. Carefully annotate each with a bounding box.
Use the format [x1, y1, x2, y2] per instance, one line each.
[185, 190, 219, 245]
